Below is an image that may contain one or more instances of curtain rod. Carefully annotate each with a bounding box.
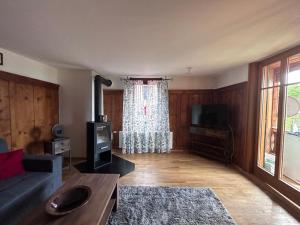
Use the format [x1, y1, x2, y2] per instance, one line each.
[120, 76, 172, 81]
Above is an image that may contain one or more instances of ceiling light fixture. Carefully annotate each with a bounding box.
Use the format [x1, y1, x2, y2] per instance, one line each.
[186, 67, 192, 74]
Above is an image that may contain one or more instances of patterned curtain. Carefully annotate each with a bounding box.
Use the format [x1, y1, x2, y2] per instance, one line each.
[122, 80, 171, 154]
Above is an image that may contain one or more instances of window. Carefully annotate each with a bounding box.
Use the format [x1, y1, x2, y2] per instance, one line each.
[256, 47, 300, 204]
[258, 61, 281, 175]
[282, 53, 300, 190]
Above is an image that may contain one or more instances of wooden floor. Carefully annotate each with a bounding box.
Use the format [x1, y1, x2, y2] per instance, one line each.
[65, 152, 299, 225]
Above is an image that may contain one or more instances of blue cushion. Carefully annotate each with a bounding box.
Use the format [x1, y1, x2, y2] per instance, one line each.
[0, 152, 62, 225]
[0, 175, 26, 192]
[0, 172, 52, 215]
[0, 138, 8, 153]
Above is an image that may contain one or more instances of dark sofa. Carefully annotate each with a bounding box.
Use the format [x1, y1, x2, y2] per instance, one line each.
[0, 139, 62, 225]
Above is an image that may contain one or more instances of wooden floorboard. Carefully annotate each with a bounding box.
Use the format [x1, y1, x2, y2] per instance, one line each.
[65, 151, 299, 225]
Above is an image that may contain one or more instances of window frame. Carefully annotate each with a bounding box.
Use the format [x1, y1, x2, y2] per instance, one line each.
[254, 45, 300, 206]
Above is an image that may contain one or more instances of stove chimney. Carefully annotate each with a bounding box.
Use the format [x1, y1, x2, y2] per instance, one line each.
[94, 75, 112, 122]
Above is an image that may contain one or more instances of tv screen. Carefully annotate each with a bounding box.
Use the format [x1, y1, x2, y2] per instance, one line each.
[191, 104, 229, 128]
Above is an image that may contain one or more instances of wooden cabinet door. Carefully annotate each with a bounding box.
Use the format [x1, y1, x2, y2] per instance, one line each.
[34, 86, 59, 141]
[10, 82, 35, 150]
[0, 79, 12, 149]
[0, 71, 59, 153]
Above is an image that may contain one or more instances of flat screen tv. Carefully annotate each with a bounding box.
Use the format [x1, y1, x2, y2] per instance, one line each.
[191, 104, 229, 128]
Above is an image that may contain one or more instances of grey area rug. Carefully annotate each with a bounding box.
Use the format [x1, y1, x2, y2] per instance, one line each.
[107, 186, 236, 225]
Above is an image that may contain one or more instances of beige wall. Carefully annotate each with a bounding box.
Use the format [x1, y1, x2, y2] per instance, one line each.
[169, 76, 214, 89]
[102, 67, 249, 91]
[214, 64, 248, 89]
[102, 75, 215, 90]
[62, 73, 216, 157]
[0, 48, 249, 158]
[0, 48, 95, 157]
[58, 69, 93, 158]
[0, 47, 58, 83]
[0, 48, 94, 157]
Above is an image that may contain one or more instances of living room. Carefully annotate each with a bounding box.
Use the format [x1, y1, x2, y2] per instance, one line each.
[0, 1, 300, 225]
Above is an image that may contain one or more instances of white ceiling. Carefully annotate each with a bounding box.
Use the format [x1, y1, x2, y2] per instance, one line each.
[0, 0, 300, 77]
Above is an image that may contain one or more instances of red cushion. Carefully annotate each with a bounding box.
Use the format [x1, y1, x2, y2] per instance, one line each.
[0, 149, 25, 180]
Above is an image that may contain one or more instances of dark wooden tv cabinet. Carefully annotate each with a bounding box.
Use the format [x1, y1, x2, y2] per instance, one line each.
[189, 126, 233, 165]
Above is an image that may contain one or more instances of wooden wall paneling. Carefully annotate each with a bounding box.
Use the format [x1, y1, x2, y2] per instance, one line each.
[187, 90, 214, 150]
[169, 91, 189, 150]
[51, 87, 59, 125]
[232, 87, 246, 168]
[103, 94, 113, 119]
[244, 63, 259, 173]
[10, 82, 35, 151]
[103, 90, 123, 148]
[34, 86, 47, 140]
[112, 92, 123, 148]
[46, 87, 59, 136]
[0, 71, 59, 153]
[178, 93, 189, 149]
[171, 90, 214, 150]
[189, 91, 213, 105]
[9, 82, 16, 149]
[34, 86, 59, 141]
[0, 79, 12, 148]
[102, 89, 215, 151]
[104, 88, 245, 159]
[103, 93, 114, 145]
[214, 83, 248, 169]
[236, 85, 248, 169]
[168, 92, 179, 149]
[0, 70, 59, 89]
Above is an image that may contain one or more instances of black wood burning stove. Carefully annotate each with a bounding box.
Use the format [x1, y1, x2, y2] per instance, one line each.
[82, 75, 135, 176]
[86, 75, 113, 170]
[87, 121, 112, 170]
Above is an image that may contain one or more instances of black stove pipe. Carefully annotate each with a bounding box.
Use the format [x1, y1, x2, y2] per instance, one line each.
[94, 75, 112, 122]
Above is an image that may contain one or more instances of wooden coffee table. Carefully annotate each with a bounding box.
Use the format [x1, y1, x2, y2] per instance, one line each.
[23, 174, 119, 225]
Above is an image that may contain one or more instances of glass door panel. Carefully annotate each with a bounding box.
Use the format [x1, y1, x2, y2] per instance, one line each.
[281, 53, 300, 190]
[258, 61, 281, 175]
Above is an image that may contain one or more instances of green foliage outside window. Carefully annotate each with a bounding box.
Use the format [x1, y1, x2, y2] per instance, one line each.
[285, 84, 300, 133]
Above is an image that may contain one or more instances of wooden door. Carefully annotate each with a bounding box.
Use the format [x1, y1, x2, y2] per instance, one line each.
[169, 92, 179, 149]
[103, 90, 123, 149]
[113, 92, 123, 148]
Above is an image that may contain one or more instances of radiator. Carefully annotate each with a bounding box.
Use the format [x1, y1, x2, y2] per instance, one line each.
[119, 131, 173, 149]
